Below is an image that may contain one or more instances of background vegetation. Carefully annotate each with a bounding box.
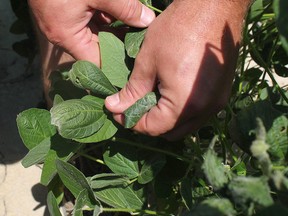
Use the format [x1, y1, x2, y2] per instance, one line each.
[13, 0, 288, 215]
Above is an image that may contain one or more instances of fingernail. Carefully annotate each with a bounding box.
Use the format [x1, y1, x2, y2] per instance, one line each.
[141, 6, 155, 27]
[106, 93, 120, 107]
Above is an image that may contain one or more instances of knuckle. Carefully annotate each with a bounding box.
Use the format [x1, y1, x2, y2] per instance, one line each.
[118, 0, 140, 23]
[122, 82, 141, 100]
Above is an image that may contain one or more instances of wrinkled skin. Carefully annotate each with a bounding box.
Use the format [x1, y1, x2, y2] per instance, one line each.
[28, 0, 155, 65]
[28, 0, 155, 105]
[29, 0, 252, 140]
[105, 0, 252, 139]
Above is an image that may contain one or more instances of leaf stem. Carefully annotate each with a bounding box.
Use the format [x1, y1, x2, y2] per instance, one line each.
[111, 137, 191, 163]
[78, 152, 105, 165]
[102, 207, 166, 215]
[146, 4, 163, 13]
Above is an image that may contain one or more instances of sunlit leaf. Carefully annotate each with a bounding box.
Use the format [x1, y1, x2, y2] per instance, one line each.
[99, 32, 130, 88]
[74, 118, 117, 143]
[53, 94, 64, 106]
[16, 108, 56, 150]
[50, 98, 106, 139]
[125, 29, 147, 58]
[21, 137, 51, 168]
[69, 60, 117, 96]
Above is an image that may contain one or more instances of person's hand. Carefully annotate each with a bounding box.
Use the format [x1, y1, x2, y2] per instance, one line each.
[105, 0, 251, 139]
[28, 0, 155, 66]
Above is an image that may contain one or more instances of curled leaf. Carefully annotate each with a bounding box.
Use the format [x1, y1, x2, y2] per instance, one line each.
[124, 92, 157, 128]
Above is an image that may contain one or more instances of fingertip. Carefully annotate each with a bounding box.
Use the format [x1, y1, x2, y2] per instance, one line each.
[140, 6, 156, 27]
[105, 93, 120, 111]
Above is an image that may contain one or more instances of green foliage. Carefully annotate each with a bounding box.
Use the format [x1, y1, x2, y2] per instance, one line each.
[99, 32, 131, 88]
[47, 191, 62, 216]
[202, 146, 230, 190]
[16, 0, 288, 215]
[125, 29, 147, 58]
[50, 98, 107, 139]
[16, 108, 56, 149]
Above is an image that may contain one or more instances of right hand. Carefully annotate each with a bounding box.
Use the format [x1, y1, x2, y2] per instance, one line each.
[28, 0, 155, 65]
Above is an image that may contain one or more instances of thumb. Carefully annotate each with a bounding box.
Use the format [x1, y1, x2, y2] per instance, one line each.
[88, 0, 155, 27]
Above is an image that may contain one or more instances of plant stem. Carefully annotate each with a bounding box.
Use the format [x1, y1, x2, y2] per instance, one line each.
[147, 4, 163, 13]
[111, 137, 191, 163]
[245, 34, 288, 104]
[102, 207, 166, 215]
[78, 152, 105, 165]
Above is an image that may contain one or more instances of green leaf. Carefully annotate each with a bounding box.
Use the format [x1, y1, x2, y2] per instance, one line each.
[73, 190, 86, 216]
[73, 189, 101, 216]
[124, 29, 147, 58]
[56, 160, 97, 207]
[47, 176, 64, 205]
[186, 198, 236, 216]
[94, 184, 144, 209]
[93, 205, 103, 216]
[90, 173, 130, 189]
[40, 135, 81, 186]
[255, 203, 288, 216]
[180, 178, 214, 211]
[50, 98, 107, 139]
[103, 142, 139, 178]
[124, 92, 157, 128]
[53, 94, 64, 106]
[69, 60, 118, 96]
[180, 178, 193, 211]
[229, 100, 283, 153]
[202, 148, 230, 190]
[248, 0, 263, 21]
[228, 176, 273, 208]
[139, 0, 152, 6]
[16, 108, 56, 149]
[47, 191, 62, 216]
[274, 0, 288, 55]
[21, 137, 51, 168]
[138, 154, 166, 184]
[49, 79, 87, 101]
[266, 115, 288, 164]
[71, 95, 117, 143]
[99, 32, 130, 88]
[74, 118, 117, 143]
